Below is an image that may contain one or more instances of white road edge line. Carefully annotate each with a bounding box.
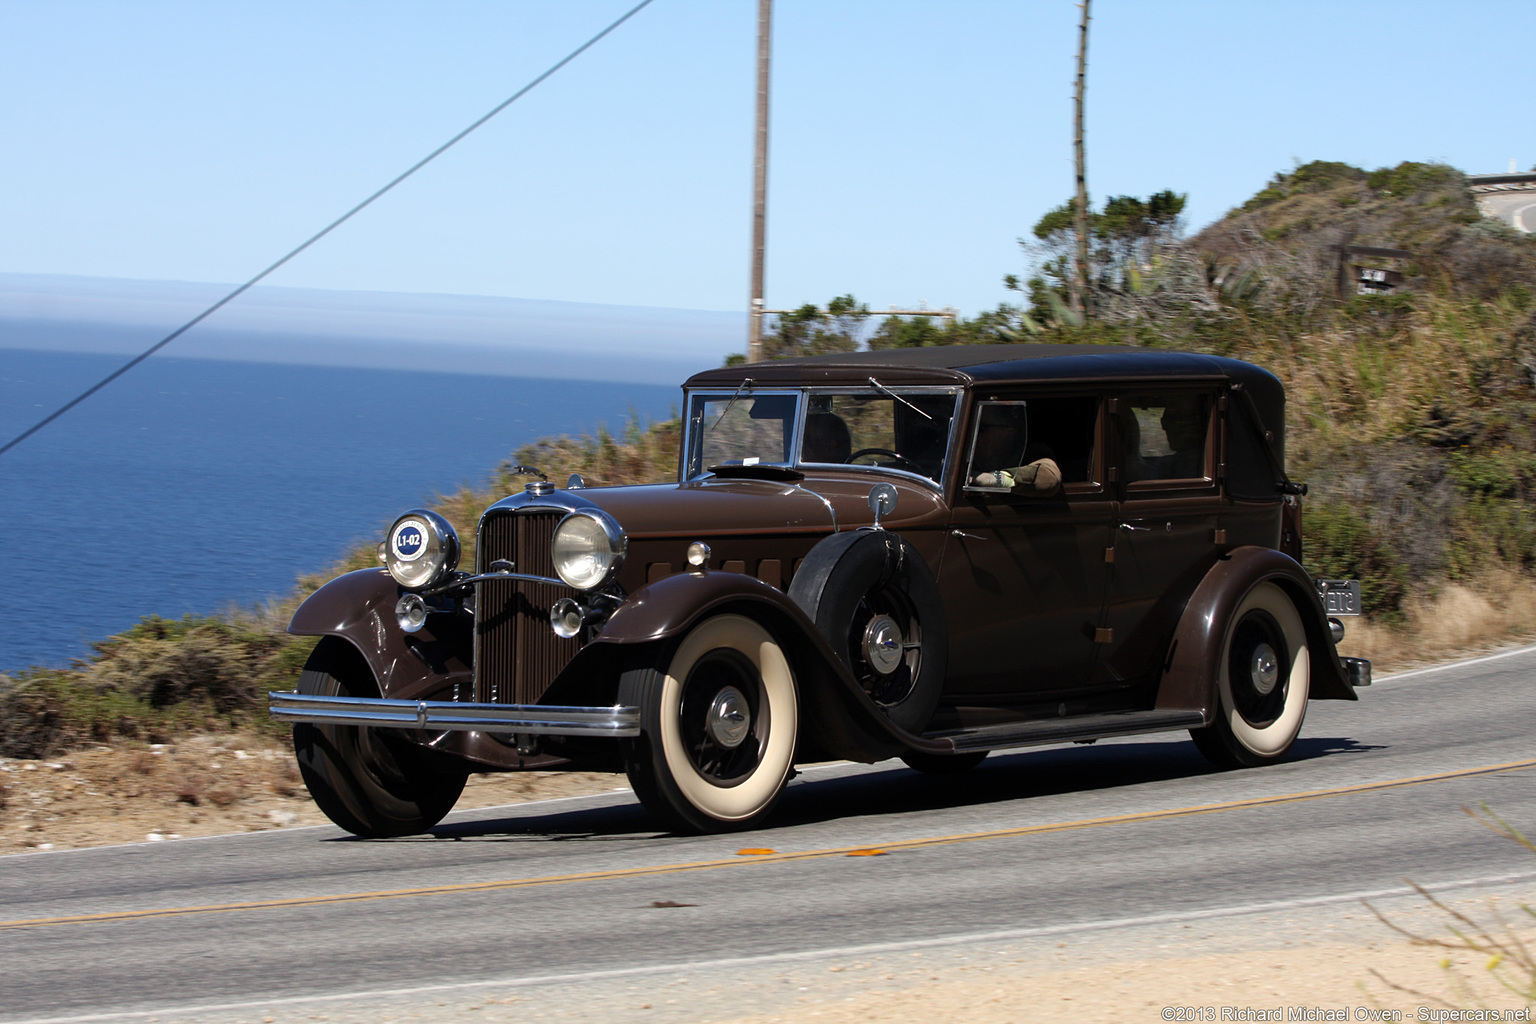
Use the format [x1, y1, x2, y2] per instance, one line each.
[1516, 200, 1536, 233]
[12, 868, 1536, 1024]
[1374, 641, 1536, 685]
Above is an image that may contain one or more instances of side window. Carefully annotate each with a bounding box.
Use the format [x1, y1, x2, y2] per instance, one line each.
[1122, 393, 1211, 483]
[965, 395, 1098, 493]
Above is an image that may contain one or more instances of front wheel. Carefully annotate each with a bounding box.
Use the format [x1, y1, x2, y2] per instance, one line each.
[1190, 581, 1311, 769]
[292, 638, 467, 838]
[620, 614, 798, 833]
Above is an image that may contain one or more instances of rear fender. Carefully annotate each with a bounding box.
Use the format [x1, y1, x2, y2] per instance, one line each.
[288, 569, 471, 702]
[1156, 546, 1356, 718]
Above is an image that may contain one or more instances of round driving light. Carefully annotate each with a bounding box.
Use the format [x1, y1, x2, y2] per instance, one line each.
[551, 511, 624, 590]
[550, 597, 587, 639]
[686, 541, 711, 569]
[384, 510, 460, 589]
[396, 593, 428, 633]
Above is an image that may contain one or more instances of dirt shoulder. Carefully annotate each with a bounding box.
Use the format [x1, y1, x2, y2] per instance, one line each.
[0, 734, 625, 853]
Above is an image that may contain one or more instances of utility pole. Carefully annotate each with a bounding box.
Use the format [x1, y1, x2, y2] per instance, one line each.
[746, 0, 772, 363]
[1071, 0, 1091, 320]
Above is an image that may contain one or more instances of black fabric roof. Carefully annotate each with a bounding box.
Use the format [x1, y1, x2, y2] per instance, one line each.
[685, 344, 1276, 391]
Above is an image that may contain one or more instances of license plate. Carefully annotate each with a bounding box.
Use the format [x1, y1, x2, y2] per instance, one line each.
[1315, 579, 1361, 616]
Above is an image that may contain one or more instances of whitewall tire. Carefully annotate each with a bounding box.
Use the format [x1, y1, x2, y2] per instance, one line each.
[621, 615, 798, 833]
[1191, 581, 1310, 768]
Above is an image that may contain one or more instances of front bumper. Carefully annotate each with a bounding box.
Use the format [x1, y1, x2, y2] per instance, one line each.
[268, 691, 641, 738]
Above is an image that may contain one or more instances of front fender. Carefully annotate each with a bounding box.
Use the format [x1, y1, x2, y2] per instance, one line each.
[1156, 546, 1356, 718]
[288, 569, 471, 702]
[597, 570, 813, 645]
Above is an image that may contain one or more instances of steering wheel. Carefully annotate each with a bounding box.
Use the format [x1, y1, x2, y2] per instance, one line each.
[847, 448, 924, 474]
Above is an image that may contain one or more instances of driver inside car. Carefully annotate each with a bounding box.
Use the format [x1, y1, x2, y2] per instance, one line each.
[968, 403, 1062, 495]
[801, 411, 852, 463]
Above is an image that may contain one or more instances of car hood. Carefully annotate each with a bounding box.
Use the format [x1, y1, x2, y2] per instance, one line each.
[575, 473, 949, 538]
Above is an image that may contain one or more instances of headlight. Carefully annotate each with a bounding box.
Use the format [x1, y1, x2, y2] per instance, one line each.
[551, 511, 625, 590]
[385, 509, 460, 589]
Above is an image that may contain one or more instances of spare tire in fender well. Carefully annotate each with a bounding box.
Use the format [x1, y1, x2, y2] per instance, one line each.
[787, 529, 948, 734]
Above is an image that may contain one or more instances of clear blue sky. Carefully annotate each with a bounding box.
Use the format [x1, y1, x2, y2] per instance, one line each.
[2, 0, 1530, 322]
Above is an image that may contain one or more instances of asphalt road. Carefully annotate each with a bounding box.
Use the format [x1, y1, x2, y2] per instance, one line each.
[1476, 189, 1536, 233]
[3, 645, 1535, 1023]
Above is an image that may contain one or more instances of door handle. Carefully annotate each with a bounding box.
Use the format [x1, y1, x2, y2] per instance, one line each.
[1118, 522, 1151, 532]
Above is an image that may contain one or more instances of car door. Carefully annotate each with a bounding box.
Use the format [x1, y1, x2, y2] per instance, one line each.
[1094, 387, 1226, 691]
[936, 390, 1113, 701]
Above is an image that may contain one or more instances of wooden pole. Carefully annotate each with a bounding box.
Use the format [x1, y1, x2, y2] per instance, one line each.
[747, 0, 772, 363]
[1072, 0, 1091, 320]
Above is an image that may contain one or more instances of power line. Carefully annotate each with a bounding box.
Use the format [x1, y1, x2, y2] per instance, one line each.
[0, 0, 657, 459]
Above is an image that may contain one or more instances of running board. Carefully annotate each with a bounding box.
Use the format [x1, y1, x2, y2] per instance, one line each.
[922, 709, 1208, 754]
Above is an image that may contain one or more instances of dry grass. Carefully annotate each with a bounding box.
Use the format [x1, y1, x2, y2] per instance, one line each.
[1336, 570, 1536, 671]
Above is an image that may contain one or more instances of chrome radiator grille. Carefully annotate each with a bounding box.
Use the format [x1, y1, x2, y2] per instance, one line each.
[474, 511, 581, 705]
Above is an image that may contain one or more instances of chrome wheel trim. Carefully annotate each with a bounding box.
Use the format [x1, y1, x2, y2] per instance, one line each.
[862, 614, 905, 676]
[707, 685, 751, 749]
[1250, 643, 1279, 695]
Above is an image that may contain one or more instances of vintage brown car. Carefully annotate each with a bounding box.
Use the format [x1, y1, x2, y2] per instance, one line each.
[270, 344, 1370, 836]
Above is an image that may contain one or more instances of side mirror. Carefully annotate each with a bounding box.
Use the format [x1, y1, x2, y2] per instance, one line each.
[867, 483, 898, 528]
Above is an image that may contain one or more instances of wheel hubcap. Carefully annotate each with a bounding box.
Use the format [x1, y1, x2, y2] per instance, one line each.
[706, 685, 751, 749]
[1250, 643, 1279, 695]
[862, 615, 905, 676]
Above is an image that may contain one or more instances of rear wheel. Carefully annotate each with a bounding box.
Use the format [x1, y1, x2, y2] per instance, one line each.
[621, 615, 798, 833]
[292, 638, 467, 838]
[1191, 582, 1310, 769]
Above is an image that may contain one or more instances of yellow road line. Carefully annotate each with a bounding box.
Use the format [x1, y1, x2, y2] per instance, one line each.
[3, 757, 1532, 933]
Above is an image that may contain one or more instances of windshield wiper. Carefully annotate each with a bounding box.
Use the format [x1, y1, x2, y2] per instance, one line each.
[711, 377, 756, 430]
[868, 376, 933, 420]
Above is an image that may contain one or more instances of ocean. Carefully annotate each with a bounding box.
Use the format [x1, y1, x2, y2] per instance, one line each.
[0, 348, 677, 671]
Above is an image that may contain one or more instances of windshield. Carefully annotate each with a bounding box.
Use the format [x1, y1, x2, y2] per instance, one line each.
[684, 386, 957, 485]
[684, 390, 800, 478]
[800, 390, 956, 483]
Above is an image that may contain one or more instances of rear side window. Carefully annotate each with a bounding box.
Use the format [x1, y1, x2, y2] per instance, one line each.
[1121, 393, 1211, 483]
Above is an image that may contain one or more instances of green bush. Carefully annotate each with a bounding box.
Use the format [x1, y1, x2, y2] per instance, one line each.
[1303, 501, 1411, 621]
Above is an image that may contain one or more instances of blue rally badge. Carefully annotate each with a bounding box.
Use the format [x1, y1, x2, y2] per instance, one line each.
[391, 521, 427, 561]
